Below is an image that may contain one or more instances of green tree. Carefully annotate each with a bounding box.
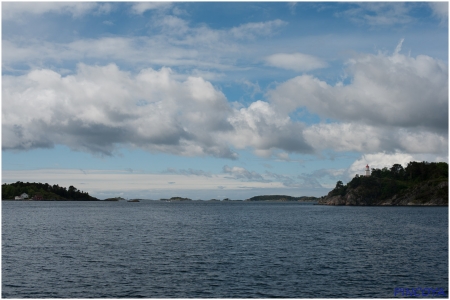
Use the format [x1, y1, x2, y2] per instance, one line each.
[390, 164, 405, 179]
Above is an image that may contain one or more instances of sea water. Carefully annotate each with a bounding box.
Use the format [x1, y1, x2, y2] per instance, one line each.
[2, 201, 448, 298]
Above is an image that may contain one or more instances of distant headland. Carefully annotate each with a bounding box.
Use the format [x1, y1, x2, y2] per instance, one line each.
[318, 161, 448, 206]
[2, 182, 99, 201]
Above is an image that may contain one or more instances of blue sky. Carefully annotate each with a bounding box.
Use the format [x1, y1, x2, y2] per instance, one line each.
[2, 2, 448, 200]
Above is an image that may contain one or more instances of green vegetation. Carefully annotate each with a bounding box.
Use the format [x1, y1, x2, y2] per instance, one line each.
[328, 161, 448, 205]
[2, 181, 99, 201]
[246, 195, 318, 201]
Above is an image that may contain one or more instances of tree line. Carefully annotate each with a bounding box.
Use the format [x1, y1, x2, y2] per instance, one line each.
[330, 161, 448, 200]
[2, 181, 98, 200]
[370, 161, 448, 181]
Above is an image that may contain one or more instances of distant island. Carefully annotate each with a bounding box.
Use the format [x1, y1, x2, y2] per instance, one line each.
[2, 182, 99, 201]
[160, 196, 193, 201]
[245, 195, 318, 202]
[318, 161, 448, 206]
[159, 195, 318, 202]
[103, 197, 125, 201]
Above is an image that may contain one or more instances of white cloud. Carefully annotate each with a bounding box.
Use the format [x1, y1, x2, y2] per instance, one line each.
[268, 46, 448, 131]
[2, 8, 447, 166]
[230, 19, 287, 40]
[304, 123, 382, 153]
[129, 2, 172, 14]
[311, 168, 346, 179]
[152, 15, 190, 36]
[223, 166, 266, 181]
[2, 64, 316, 159]
[3, 18, 286, 73]
[162, 168, 212, 177]
[429, 2, 448, 24]
[336, 3, 415, 26]
[303, 123, 448, 155]
[276, 152, 290, 161]
[4, 57, 445, 161]
[288, 2, 297, 15]
[226, 100, 312, 156]
[2, 2, 111, 20]
[267, 43, 448, 160]
[2, 64, 236, 158]
[222, 166, 325, 189]
[265, 52, 327, 72]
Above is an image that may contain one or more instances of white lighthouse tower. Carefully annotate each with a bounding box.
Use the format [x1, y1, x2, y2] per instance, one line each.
[365, 164, 370, 177]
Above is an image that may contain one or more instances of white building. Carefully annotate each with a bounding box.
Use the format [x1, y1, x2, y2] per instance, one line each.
[15, 193, 29, 200]
[355, 165, 371, 178]
[365, 164, 370, 177]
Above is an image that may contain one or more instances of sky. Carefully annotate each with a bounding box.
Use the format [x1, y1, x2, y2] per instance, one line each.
[2, 1, 448, 200]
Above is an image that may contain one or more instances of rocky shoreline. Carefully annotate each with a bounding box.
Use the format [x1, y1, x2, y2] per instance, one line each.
[318, 180, 448, 206]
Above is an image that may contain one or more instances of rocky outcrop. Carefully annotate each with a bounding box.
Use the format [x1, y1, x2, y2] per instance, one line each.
[318, 179, 448, 206]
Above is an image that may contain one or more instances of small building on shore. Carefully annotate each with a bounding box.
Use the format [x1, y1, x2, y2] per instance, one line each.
[15, 193, 29, 200]
[32, 194, 44, 201]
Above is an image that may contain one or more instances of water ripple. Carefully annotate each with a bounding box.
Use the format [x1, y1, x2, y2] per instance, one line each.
[2, 201, 448, 298]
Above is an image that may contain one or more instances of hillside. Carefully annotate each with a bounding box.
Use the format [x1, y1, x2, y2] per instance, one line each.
[318, 161, 448, 206]
[2, 182, 99, 201]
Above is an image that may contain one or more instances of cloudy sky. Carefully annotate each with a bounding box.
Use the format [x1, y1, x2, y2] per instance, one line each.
[2, 2, 448, 200]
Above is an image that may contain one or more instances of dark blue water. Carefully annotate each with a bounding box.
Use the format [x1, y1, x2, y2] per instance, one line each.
[2, 201, 448, 298]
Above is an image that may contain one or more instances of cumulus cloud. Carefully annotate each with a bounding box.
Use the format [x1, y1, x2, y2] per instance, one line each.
[303, 123, 448, 155]
[266, 41, 448, 160]
[5, 57, 444, 161]
[2, 64, 236, 158]
[268, 43, 448, 131]
[265, 52, 327, 72]
[2, 14, 447, 166]
[2, 64, 316, 159]
[226, 100, 313, 156]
